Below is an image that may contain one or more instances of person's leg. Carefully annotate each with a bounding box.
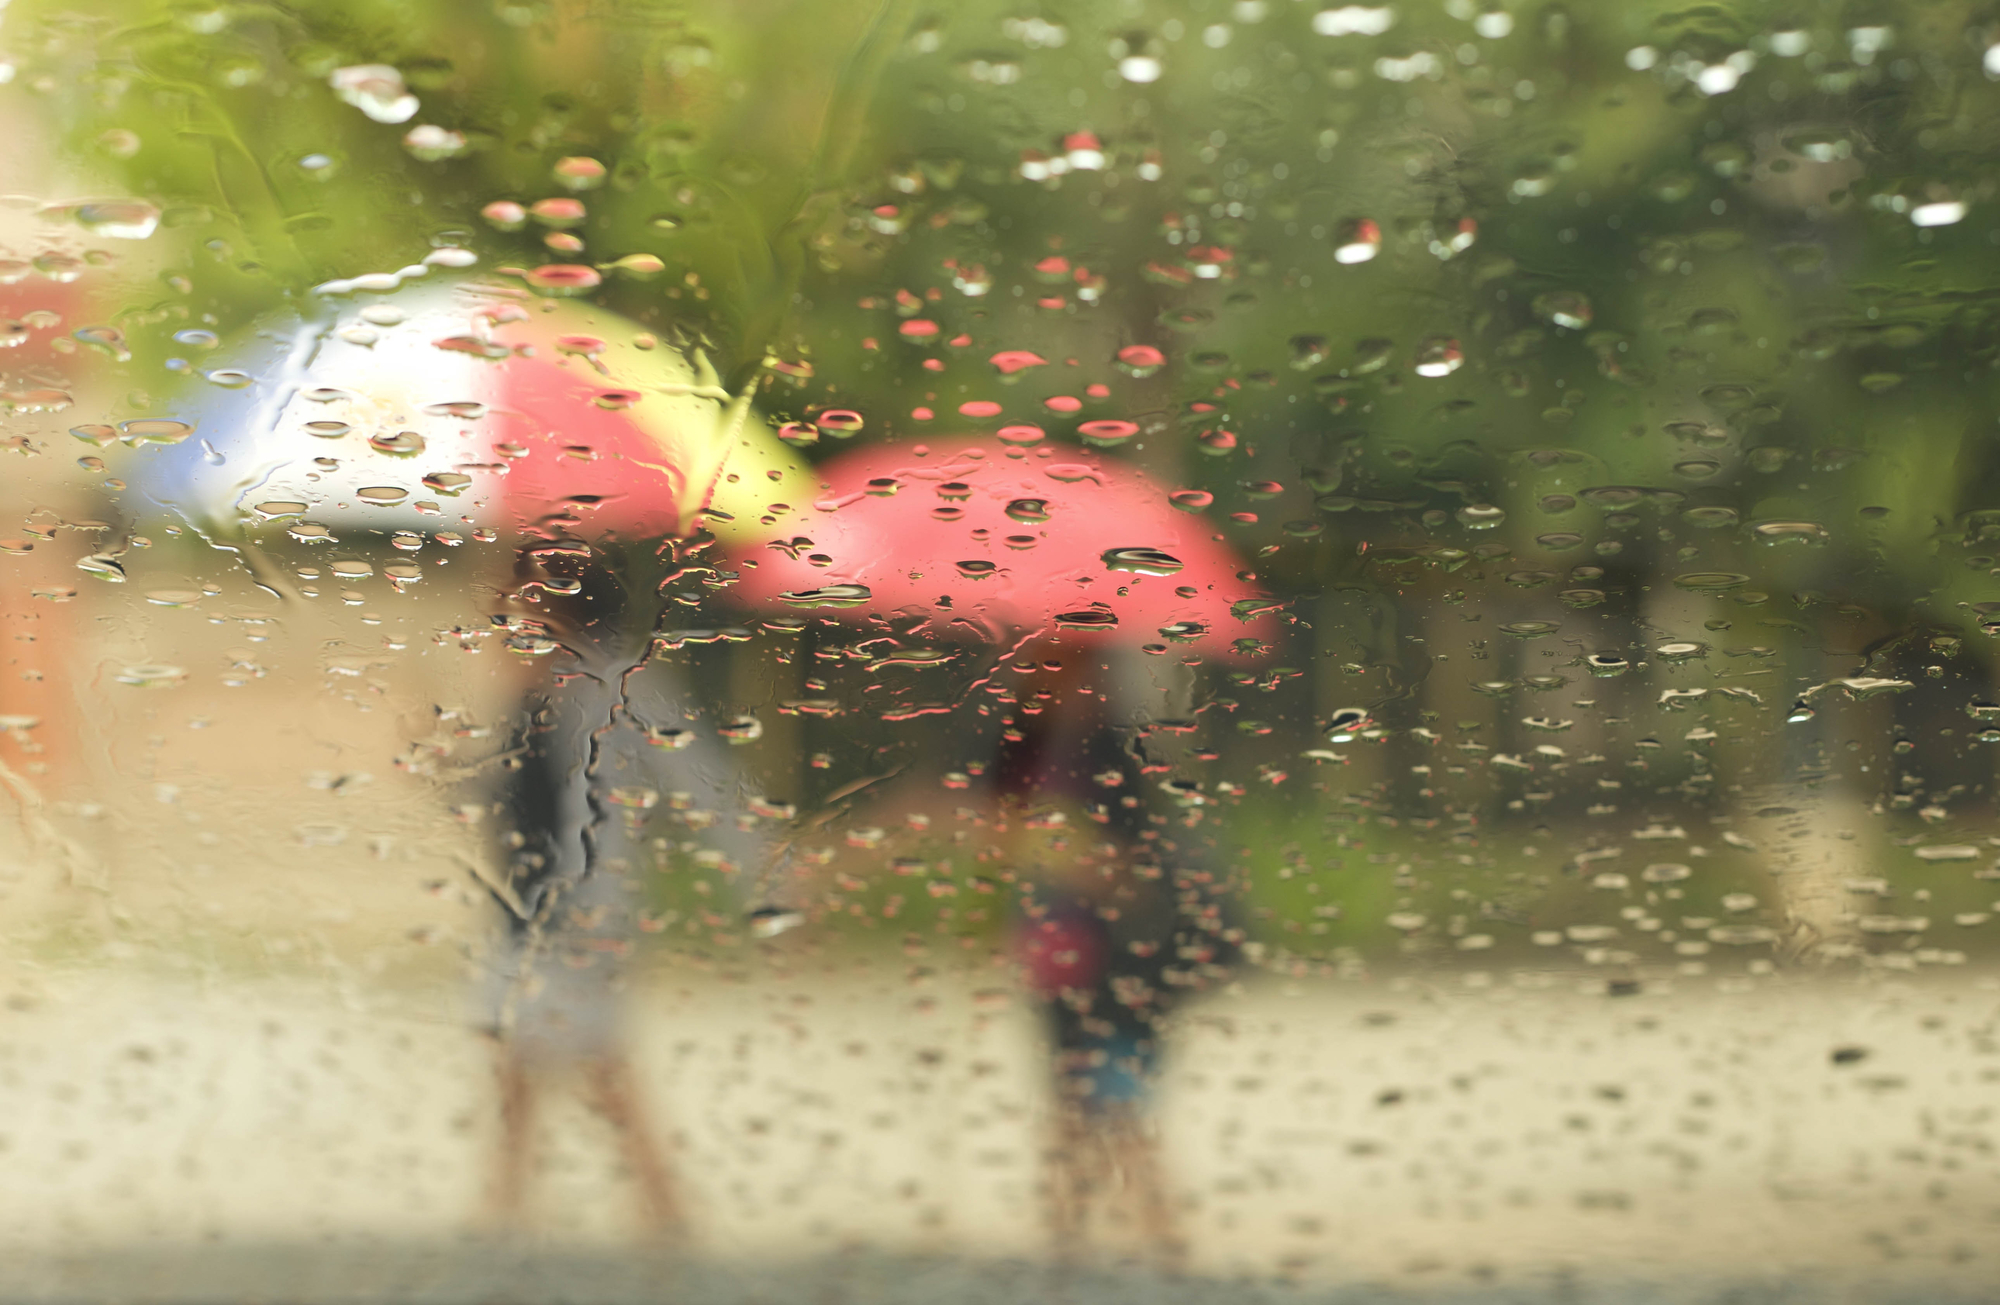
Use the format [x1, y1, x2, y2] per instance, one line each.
[1106, 1112, 1185, 1273]
[583, 1053, 688, 1237]
[488, 1044, 538, 1232]
[1044, 1095, 1096, 1265]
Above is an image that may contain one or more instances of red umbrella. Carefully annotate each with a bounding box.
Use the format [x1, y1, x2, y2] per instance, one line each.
[728, 434, 1280, 659]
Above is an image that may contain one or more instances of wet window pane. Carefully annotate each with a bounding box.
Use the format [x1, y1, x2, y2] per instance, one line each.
[3, 0, 2000, 1299]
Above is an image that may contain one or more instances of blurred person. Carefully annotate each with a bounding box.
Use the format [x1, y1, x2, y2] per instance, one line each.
[477, 536, 789, 1237]
[992, 646, 1240, 1271]
[122, 283, 815, 1238]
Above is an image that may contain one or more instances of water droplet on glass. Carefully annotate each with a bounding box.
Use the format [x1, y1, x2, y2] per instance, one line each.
[523, 264, 601, 295]
[1750, 519, 1829, 544]
[330, 64, 419, 124]
[1532, 290, 1592, 330]
[77, 554, 126, 582]
[482, 200, 527, 231]
[718, 714, 765, 743]
[1332, 218, 1381, 264]
[1911, 200, 1966, 228]
[1672, 571, 1749, 591]
[118, 419, 193, 446]
[1005, 498, 1052, 523]
[1102, 547, 1184, 576]
[1054, 604, 1119, 630]
[779, 584, 872, 608]
[1413, 337, 1463, 378]
[1313, 5, 1396, 36]
[5, 389, 73, 413]
[75, 201, 160, 240]
[1077, 420, 1140, 447]
[1456, 503, 1505, 529]
[115, 664, 186, 688]
[1116, 345, 1166, 378]
[368, 430, 425, 457]
[816, 410, 865, 438]
[1117, 50, 1163, 83]
[990, 349, 1048, 375]
[552, 156, 607, 190]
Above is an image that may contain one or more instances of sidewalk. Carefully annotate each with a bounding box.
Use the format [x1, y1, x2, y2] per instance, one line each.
[0, 960, 1994, 1299]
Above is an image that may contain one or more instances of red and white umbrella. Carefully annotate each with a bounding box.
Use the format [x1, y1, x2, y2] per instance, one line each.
[137, 280, 815, 548]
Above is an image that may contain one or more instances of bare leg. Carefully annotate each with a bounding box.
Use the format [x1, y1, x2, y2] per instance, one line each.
[1045, 1101, 1094, 1266]
[489, 1046, 537, 1233]
[583, 1053, 688, 1238]
[1106, 1115, 1184, 1275]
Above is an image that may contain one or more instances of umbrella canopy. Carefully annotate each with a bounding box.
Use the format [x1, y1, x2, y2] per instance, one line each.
[728, 435, 1281, 660]
[132, 280, 815, 547]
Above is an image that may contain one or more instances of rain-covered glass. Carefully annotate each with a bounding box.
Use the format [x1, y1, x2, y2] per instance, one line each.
[2, 0, 1999, 1300]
